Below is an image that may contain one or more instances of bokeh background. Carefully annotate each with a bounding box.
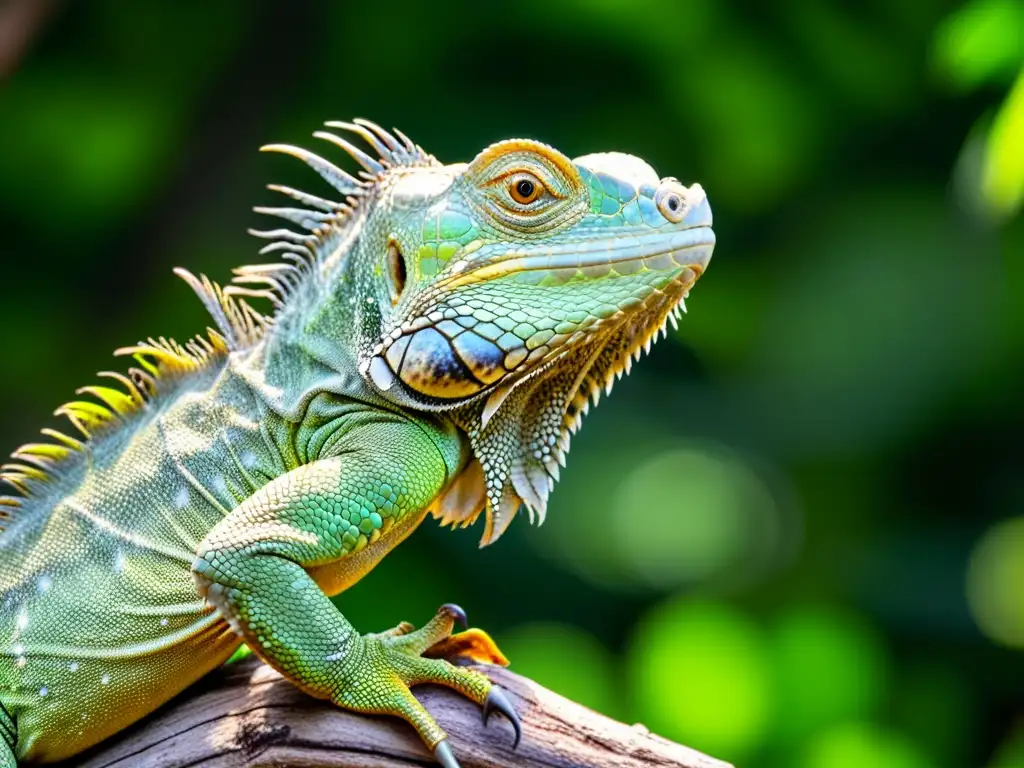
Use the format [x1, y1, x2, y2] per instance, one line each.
[1, 1, 1022, 766]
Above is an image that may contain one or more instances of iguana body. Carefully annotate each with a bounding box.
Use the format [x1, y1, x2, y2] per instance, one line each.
[0, 121, 714, 766]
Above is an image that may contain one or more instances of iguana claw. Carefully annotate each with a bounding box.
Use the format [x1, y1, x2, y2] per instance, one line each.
[440, 603, 468, 630]
[482, 686, 522, 749]
[434, 739, 461, 768]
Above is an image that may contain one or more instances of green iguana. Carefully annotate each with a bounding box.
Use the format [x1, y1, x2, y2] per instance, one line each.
[0, 120, 714, 767]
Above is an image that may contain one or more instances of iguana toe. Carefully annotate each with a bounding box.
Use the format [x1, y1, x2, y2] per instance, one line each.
[440, 602, 468, 630]
[387, 603, 470, 656]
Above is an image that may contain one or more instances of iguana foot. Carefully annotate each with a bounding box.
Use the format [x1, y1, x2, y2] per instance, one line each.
[348, 603, 520, 765]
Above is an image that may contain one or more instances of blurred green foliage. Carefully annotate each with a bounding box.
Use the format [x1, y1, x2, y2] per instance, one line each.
[0, 1, 1022, 766]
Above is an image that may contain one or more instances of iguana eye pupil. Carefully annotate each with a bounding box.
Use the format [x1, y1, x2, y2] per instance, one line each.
[667, 196, 680, 211]
[510, 177, 541, 204]
[386, 240, 407, 306]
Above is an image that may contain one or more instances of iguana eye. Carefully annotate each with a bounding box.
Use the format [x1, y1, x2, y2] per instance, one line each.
[509, 174, 543, 205]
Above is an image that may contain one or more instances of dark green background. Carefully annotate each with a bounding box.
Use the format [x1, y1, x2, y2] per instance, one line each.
[1, 2, 1022, 766]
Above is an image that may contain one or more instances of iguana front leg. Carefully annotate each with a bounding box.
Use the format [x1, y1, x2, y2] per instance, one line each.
[191, 421, 518, 767]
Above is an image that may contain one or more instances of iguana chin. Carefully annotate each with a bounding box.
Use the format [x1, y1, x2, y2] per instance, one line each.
[0, 119, 714, 767]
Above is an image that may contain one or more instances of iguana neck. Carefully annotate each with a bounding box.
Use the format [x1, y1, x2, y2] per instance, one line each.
[230, 208, 390, 420]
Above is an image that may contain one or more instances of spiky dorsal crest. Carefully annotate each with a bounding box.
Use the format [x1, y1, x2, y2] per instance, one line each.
[178, 119, 438, 346]
[0, 332, 229, 525]
[173, 269, 270, 349]
[1, 119, 432, 527]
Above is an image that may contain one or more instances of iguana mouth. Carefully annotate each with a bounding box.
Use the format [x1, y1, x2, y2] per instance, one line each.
[443, 225, 715, 288]
[365, 256, 705, 407]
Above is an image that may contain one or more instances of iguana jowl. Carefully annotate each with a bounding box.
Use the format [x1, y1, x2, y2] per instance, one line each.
[0, 120, 714, 767]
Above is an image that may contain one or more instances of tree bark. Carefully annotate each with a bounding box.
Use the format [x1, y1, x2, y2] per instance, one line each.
[65, 657, 733, 768]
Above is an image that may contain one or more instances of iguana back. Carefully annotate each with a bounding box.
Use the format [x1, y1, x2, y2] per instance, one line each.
[0, 343, 277, 759]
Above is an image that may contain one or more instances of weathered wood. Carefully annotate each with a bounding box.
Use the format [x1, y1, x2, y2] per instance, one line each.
[65, 657, 732, 768]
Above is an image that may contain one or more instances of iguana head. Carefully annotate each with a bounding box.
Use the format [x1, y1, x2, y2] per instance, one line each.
[253, 121, 713, 544]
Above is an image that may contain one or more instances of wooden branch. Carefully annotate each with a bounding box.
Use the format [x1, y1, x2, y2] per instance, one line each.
[0, 0, 57, 79]
[67, 657, 733, 768]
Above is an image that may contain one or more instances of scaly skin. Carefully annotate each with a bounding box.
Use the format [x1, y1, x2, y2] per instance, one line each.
[0, 120, 714, 766]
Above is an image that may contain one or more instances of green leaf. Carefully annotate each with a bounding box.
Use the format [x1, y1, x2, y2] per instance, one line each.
[982, 67, 1024, 220]
[932, 0, 1024, 91]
